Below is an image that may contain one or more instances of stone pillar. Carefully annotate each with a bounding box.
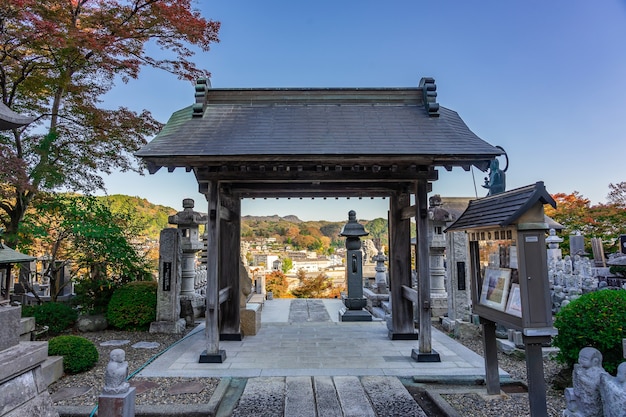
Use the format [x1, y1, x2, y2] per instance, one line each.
[444, 229, 471, 330]
[149, 228, 186, 334]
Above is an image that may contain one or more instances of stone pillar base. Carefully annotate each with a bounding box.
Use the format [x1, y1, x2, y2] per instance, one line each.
[149, 319, 186, 334]
[429, 294, 448, 318]
[338, 308, 372, 322]
[411, 348, 441, 362]
[199, 350, 226, 363]
[98, 386, 136, 417]
[388, 330, 418, 340]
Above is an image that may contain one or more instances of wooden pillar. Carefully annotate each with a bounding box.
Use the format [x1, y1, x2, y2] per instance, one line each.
[219, 191, 242, 340]
[524, 336, 550, 417]
[481, 319, 500, 395]
[199, 181, 226, 363]
[388, 189, 417, 340]
[411, 178, 440, 361]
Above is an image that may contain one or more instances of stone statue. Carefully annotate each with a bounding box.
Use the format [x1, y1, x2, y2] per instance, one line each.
[103, 349, 130, 395]
[564, 347, 607, 417]
[239, 260, 252, 308]
[600, 362, 626, 417]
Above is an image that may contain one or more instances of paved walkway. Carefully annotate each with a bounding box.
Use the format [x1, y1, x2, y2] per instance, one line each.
[138, 298, 504, 380]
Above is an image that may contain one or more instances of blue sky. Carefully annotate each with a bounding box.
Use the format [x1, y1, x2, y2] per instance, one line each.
[100, 1, 626, 221]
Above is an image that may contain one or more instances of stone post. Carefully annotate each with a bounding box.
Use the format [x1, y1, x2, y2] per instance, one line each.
[168, 199, 208, 326]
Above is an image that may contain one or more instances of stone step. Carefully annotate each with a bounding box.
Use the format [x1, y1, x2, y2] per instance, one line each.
[41, 355, 64, 387]
[229, 376, 427, 417]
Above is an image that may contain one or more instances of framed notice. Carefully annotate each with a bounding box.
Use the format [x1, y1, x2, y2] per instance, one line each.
[505, 283, 522, 317]
[479, 267, 512, 311]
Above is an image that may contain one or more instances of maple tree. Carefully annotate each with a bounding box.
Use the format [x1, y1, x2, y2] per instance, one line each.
[0, 0, 220, 247]
[19, 193, 151, 301]
[546, 191, 626, 255]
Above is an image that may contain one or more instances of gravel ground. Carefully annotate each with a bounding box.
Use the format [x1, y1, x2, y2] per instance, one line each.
[431, 322, 568, 417]
[47, 325, 569, 416]
[47, 328, 219, 408]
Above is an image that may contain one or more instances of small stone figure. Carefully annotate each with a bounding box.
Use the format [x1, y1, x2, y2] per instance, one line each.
[103, 349, 130, 395]
[600, 362, 626, 417]
[564, 347, 607, 417]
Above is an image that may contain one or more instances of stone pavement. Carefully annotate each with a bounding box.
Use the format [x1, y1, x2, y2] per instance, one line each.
[138, 298, 505, 380]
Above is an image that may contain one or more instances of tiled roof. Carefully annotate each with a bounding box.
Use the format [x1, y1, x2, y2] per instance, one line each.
[136, 82, 503, 171]
[445, 182, 557, 231]
[0, 245, 35, 264]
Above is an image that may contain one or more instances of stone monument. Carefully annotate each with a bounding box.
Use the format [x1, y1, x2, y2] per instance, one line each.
[150, 228, 186, 334]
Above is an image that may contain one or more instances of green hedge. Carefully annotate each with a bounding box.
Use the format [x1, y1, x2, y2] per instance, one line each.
[106, 281, 157, 331]
[553, 289, 626, 374]
[21, 302, 77, 335]
[48, 335, 99, 374]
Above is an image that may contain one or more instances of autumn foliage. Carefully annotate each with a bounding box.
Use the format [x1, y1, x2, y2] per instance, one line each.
[546, 186, 626, 255]
[0, 0, 220, 246]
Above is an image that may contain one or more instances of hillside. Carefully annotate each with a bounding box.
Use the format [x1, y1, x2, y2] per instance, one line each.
[95, 196, 390, 249]
[97, 195, 177, 240]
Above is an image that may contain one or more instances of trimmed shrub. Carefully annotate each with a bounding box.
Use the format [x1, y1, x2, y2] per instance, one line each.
[72, 278, 122, 315]
[107, 281, 157, 330]
[21, 302, 78, 335]
[553, 289, 626, 374]
[48, 335, 99, 374]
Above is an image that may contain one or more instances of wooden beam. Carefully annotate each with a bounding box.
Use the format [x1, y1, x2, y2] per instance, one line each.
[218, 286, 231, 305]
[401, 285, 418, 304]
[195, 165, 438, 183]
[400, 205, 416, 220]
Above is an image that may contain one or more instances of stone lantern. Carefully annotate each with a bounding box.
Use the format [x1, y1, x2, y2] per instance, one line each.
[168, 199, 207, 324]
[339, 211, 372, 322]
[428, 195, 450, 317]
